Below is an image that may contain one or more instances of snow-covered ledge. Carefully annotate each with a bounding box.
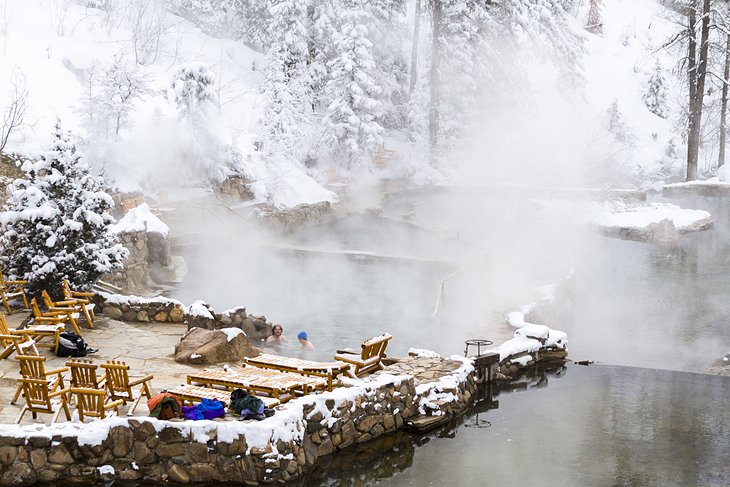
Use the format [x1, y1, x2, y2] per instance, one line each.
[489, 314, 569, 380]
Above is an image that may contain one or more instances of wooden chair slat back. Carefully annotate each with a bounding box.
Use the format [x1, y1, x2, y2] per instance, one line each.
[41, 290, 54, 309]
[71, 387, 107, 419]
[0, 313, 10, 336]
[101, 361, 131, 394]
[19, 378, 53, 410]
[30, 298, 42, 318]
[62, 280, 72, 300]
[17, 355, 47, 379]
[67, 359, 100, 388]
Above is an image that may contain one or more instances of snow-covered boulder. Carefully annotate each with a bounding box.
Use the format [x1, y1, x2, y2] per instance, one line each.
[174, 327, 259, 364]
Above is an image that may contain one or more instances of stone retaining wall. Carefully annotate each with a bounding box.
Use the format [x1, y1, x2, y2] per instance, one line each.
[93, 295, 272, 343]
[0, 370, 479, 485]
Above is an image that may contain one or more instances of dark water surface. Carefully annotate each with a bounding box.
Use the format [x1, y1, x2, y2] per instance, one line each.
[297, 364, 729, 487]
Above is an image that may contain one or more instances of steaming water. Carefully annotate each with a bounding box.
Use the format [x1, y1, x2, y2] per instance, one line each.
[170, 188, 730, 372]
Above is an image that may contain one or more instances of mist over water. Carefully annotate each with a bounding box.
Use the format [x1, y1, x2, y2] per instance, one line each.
[168, 187, 729, 372]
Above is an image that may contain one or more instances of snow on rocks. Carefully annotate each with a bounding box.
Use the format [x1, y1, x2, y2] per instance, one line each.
[593, 202, 713, 241]
[109, 203, 170, 237]
[488, 321, 569, 380]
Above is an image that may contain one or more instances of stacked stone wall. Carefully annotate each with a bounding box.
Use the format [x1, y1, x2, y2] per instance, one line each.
[94, 296, 272, 343]
[0, 376, 433, 485]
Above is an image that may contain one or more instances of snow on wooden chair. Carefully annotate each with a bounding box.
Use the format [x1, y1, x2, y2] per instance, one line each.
[334, 333, 393, 378]
[244, 353, 351, 391]
[0, 275, 29, 315]
[0, 309, 62, 354]
[71, 388, 123, 422]
[30, 297, 82, 337]
[37, 292, 83, 335]
[61, 279, 95, 328]
[100, 361, 153, 415]
[15, 378, 71, 424]
[11, 355, 68, 405]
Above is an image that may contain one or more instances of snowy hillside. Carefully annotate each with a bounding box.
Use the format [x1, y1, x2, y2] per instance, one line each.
[0, 0, 724, 207]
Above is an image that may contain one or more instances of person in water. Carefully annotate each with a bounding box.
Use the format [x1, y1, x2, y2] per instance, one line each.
[266, 324, 286, 344]
[297, 331, 314, 350]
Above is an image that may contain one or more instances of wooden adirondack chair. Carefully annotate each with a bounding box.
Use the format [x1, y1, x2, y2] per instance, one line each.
[0, 273, 29, 314]
[100, 361, 153, 415]
[30, 297, 82, 336]
[11, 355, 68, 404]
[41, 289, 90, 329]
[71, 388, 123, 421]
[66, 359, 106, 389]
[0, 310, 62, 353]
[15, 378, 71, 424]
[334, 333, 393, 378]
[31, 289, 81, 335]
[62, 280, 95, 327]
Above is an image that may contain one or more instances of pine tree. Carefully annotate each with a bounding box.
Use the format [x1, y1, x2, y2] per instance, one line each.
[257, 45, 305, 158]
[324, 4, 383, 165]
[170, 62, 217, 117]
[169, 63, 232, 184]
[643, 61, 668, 119]
[0, 122, 128, 298]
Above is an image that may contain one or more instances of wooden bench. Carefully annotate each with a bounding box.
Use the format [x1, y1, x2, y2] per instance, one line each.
[334, 333, 392, 378]
[187, 367, 326, 403]
[244, 353, 350, 391]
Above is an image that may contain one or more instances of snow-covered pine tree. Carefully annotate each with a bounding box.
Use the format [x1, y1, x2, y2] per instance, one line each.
[257, 45, 305, 158]
[324, 4, 383, 166]
[170, 62, 217, 116]
[643, 61, 669, 119]
[0, 122, 128, 299]
[169, 63, 232, 184]
[269, 0, 310, 81]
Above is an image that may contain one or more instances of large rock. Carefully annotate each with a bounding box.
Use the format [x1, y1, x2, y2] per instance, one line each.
[174, 327, 259, 364]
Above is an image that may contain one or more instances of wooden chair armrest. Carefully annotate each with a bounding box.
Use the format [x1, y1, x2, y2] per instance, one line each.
[334, 355, 362, 366]
[72, 291, 95, 298]
[8, 329, 33, 336]
[32, 316, 66, 323]
[47, 306, 77, 313]
[49, 388, 70, 398]
[105, 399, 125, 409]
[335, 348, 359, 355]
[128, 375, 154, 387]
[0, 333, 21, 341]
[6, 280, 28, 285]
[45, 367, 69, 376]
[53, 299, 78, 306]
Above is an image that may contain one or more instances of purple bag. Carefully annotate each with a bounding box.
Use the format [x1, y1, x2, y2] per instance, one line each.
[182, 399, 225, 421]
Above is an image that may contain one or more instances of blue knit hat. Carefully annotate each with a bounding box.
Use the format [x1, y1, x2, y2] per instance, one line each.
[297, 331, 308, 340]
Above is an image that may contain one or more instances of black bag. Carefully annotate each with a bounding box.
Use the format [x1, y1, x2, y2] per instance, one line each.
[56, 332, 90, 357]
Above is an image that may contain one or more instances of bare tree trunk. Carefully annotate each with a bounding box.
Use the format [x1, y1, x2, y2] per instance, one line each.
[586, 0, 603, 35]
[719, 33, 730, 168]
[410, 0, 421, 94]
[686, 0, 710, 181]
[429, 0, 441, 163]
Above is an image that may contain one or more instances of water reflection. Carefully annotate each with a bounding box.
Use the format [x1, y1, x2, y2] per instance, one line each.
[290, 365, 729, 487]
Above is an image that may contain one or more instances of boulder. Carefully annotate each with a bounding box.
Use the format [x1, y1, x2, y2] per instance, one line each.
[174, 327, 259, 364]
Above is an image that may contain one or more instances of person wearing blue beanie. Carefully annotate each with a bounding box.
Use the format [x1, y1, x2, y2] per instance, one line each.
[297, 331, 314, 350]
